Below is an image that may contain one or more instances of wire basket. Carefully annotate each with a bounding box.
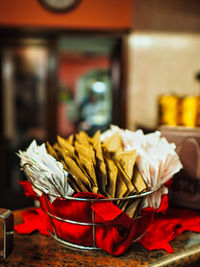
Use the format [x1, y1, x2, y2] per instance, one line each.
[23, 164, 159, 251]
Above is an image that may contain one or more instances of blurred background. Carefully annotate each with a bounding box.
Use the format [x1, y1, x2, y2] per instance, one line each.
[1, 0, 200, 209]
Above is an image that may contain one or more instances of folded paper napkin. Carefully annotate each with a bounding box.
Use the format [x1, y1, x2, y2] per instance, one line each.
[101, 126, 183, 210]
[15, 181, 200, 256]
[17, 140, 74, 202]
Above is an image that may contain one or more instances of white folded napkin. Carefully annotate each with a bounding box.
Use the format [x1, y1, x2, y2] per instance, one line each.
[17, 140, 74, 202]
[101, 125, 183, 209]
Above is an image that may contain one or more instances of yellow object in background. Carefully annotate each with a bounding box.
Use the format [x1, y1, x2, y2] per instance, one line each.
[158, 94, 200, 127]
[159, 95, 178, 126]
[181, 96, 199, 127]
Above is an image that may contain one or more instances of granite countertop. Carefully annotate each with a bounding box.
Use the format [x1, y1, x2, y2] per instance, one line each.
[1, 209, 200, 266]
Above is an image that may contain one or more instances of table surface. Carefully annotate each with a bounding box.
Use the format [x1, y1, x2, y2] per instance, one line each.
[1, 209, 200, 267]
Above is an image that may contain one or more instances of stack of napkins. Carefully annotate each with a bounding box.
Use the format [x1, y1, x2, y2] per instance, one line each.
[101, 125, 183, 209]
[17, 140, 74, 202]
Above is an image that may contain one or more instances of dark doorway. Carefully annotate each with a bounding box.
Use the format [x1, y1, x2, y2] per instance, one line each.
[0, 28, 126, 209]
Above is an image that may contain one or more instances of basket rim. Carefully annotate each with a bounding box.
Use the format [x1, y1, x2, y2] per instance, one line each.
[23, 163, 161, 202]
[42, 187, 159, 202]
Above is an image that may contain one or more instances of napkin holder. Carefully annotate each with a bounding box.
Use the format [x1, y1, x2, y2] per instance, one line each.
[160, 126, 200, 210]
